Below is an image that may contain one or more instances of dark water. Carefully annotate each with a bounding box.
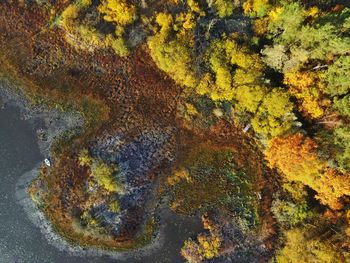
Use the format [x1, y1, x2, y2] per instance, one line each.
[0, 104, 201, 263]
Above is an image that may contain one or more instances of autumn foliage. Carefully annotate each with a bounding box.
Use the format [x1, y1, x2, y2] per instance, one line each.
[284, 70, 327, 119]
[2, 0, 350, 261]
[266, 133, 350, 210]
[181, 215, 222, 262]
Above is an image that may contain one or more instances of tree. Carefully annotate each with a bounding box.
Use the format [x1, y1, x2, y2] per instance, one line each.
[334, 95, 350, 118]
[322, 55, 350, 96]
[181, 216, 222, 262]
[91, 161, 119, 192]
[188, 0, 205, 15]
[74, 25, 107, 50]
[57, 2, 130, 56]
[243, 0, 270, 18]
[262, 4, 350, 72]
[154, 12, 173, 38]
[79, 149, 93, 166]
[253, 17, 269, 35]
[109, 200, 121, 213]
[251, 89, 295, 137]
[58, 4, 79, 32]
[235, 85, 268, 113]
[265, 133, 350, 209]
[203, 38, 263, 101]
[148, 12, 198, 88]
[196, 73, 215, 96]
[265, 133, 323, 184]
[226, 40, 263, 74]
[207, 40, 234, 100]
[262, 44, 309, 73]
[261, 44, 288, 71]
[267, 2, 305, 44]
[316, 168, 350, 210]
[79, 150, 124, 193]
[209, 0, 236, 18]
[176, 11, 197, 30]
[284, 70, 325, 119]
[98, 0, 137, 26]
[276, 227, 343, 263]
[148, 36, 197, 88]
[271, 199, 315, 227]
[105, 34, 129, 57]
[181, 239, 203, 263]
[334, 126, 350, 170]
[297, 24, 350, 61]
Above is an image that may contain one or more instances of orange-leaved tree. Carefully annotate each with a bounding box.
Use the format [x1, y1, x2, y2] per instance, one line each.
[265, 133, 350, 209]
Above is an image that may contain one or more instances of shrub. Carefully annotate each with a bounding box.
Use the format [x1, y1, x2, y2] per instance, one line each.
[98, 0, 137, 26]
[105, 34, 129, 57]
[271, 199, 315, 227]
[79, 150, 124, 193]
[109, 200, 121, 213]
[210, 0, 236, 18]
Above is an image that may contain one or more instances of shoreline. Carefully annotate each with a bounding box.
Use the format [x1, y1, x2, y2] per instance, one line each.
[0, 77, 169, 260]
[15, 165, 167, 260]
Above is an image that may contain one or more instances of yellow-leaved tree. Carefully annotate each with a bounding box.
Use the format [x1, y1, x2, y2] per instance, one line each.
[98, 0, 137, 26]
[181, 215, 222, 262]
[251, 89, 295, 137]
[147, 12, 198, 88]
[210, 0, 236, 18]
[276, 227, 343, 263]
[284, 70, 327, 119]
[243, 0, 270, 17]
[199, 38, 263, 101]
